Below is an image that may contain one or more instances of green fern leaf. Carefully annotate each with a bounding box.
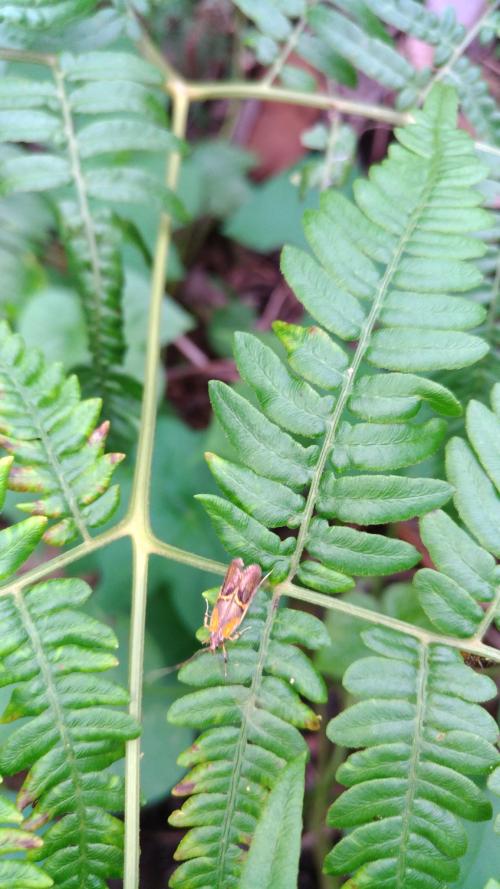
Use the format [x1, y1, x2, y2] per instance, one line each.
[0, 577, 139, 889]
[414, 383, 500, 636]
[183, 84, 495, 886]
[167, 591, 328, 888]
[325, 627, 499, 887]
[362, 0, 465, 62]
[309, 5, 424, 96]
[238, 754, 306, 889]
[0, 52, 185, 438]
[0, 322, 124, 545]
[0, 777, 52, 888]
[201, 85, 489, 592]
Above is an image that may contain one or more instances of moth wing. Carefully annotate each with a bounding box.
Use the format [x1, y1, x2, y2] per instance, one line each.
[219, 557, 245, 600]
[238, 564, 262, 605]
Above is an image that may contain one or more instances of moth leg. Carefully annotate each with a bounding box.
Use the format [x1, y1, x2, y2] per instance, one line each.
[203, 597, 210, 628]
[228, 625, 252, 642]
[222, 643, 228, 678]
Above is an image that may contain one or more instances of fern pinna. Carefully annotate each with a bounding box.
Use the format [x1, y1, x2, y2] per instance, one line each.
[0, 51, 185, 439]
[328, 385, 500, 888]
[0, 325, 137, 888]
[168, 85, 498, 887]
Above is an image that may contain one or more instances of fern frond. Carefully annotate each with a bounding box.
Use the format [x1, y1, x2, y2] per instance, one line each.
[0, 52, 185, 436]
[327, 382, 500, 886]
[415, 382, 500, 636]
[199, 85, 490, 591]
[174, 84, 494, 887]
[325, 626, 499, 887]
[0, 322, 124, 545]
[0, 576, 139, 889]
[0, 779, 52, 888]
[167, 589, 328, 888]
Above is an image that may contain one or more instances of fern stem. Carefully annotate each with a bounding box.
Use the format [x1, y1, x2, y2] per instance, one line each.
[282, 580, 500, 664]
[148, 537, 227, 574]
[213, 589, 281, 885]
[0, 519, 130, 598]
[51, 60, 109, 387]
[184, 80, 411, 125]
[123, 83, 190, 889]
[419, 1, 499, 103]
[0, 46, 54, 65]
[123, 539, 149, 889]
[261, 1, 314, 87]
[395, 642, 428, 888]
[471, 586, 500, 642]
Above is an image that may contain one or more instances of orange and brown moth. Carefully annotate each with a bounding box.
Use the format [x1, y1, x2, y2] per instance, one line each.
[205, 557, 265, 667]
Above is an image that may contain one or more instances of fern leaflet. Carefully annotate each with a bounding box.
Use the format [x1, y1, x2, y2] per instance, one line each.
[0, 322, 123, 545]
[0, 577, 139, 889]
[0, 51, 185, 437]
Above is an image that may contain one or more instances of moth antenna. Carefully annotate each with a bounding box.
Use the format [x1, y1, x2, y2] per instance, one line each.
[144, 649, 203, 683]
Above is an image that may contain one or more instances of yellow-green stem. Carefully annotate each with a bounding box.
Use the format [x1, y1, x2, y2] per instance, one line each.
[122, 84, 190, 889]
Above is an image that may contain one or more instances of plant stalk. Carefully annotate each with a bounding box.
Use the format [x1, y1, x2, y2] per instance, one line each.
[123, 83, 190, 889]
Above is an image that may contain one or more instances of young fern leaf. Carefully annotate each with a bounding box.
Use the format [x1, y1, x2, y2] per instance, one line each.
[0, 52, 185, 438]
[168, 589, 329, 888]
[0, 322, 124, 545]
[172, 84, 493, 887]
[0, 577, 139, 889]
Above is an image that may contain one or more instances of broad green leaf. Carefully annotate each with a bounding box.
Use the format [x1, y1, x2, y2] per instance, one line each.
[0, 155, 71, 193]
[420, 510, 497, 603]
[234, 332, 333, 436]
[296, 560, 354, 594]
[0, 110, 61, 144]
[281, 245, 365, 340]
[209, 381, 317, 488]
[0, 78, 56, 110]
[332, 418, 446, 471]
[318, 474, 452, 524]
[381, 290, 486, 330]
[349, 372, 462, 421]
[85, 167, 188, 219]
[367, 328, 489, 372]
[196, 494, 292, 578]
[238, 756, 306, 889]
[466, 400, 500, 492]
[447, 438, 500, 557]
[308, 518, 420, 576]
[205, 452, 304, 528]
[60, 51, 163, 84]
[414, 569, 485, 636]
[69, 80, 164, 118]
[310, 5, 415, 90]
[77, 118, 178, 158]
[273, 320, 348, 390]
